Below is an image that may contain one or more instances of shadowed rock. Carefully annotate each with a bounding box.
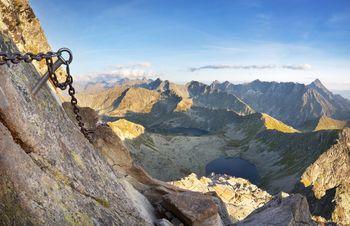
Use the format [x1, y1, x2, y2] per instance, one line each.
[235, 193, 317, 226]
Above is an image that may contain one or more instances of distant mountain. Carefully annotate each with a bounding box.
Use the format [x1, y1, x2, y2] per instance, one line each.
[332, 90, 350, 100]
[211, 79, 350, 129]
[187, 81, 255, 116]
[75, 76, 152, 93]
[77, 78, 350, 132]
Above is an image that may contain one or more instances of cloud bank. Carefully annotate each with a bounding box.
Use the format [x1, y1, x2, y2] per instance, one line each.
[84, 70, 157, 81]
[77, 62, 158, 82]
[189, 64, 311, 72]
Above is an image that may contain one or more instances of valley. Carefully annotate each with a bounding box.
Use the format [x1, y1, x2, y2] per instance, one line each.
[76, 77, 350, 224]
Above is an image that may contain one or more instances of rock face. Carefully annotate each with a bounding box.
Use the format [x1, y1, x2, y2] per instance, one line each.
[162, 191, 222, 226]
[170, 173, 272, 223]
[0, 0, 50, 74]
[0, 29, 156, 225]
[235, 193, 317, 226]
[301, 128, 350, 225]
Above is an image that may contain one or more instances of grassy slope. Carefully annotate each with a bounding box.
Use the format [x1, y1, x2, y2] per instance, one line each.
[314, 116, 348, 131]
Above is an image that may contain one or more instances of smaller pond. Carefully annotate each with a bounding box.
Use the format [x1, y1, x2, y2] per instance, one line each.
[205, 157, 260, 184]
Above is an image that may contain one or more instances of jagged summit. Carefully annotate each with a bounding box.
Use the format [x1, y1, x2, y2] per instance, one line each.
[310, 78, 323, 86]
[251, 79, 262, 83]
[141, 77, 163, 90]
[308, 79, 331, 94]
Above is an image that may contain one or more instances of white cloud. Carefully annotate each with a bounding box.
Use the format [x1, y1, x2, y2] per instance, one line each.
[77, 62, 158, 82]
[189, 64, 311, 72]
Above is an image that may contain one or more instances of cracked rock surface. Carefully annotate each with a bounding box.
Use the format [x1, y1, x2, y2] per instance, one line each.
[0, 30, 155, 225]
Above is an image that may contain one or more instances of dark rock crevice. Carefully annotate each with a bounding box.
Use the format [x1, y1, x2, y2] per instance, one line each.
[0, 114, 33, 154]
[294, 183, 337, 221]
[0, 116, 111, 210]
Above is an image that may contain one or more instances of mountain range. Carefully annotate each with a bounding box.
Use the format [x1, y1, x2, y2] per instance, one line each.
[211, 79, 350, 129]
[77, 77, 350, 131]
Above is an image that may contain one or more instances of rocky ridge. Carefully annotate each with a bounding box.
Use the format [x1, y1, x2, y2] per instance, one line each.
[301, 128, 350, 225]
[0, 0, 50, 74]
[170, 173, 272, 223]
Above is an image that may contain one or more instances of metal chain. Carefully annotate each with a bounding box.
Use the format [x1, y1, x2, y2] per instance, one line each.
[0, 50, 94, 143]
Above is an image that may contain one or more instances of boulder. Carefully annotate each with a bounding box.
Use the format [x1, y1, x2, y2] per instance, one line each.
[161, 191, 223, 226]
[171, 173, 272, 222]
[235, 193, 317, 226]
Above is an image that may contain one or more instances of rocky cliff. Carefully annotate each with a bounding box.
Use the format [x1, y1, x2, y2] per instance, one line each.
[0, 0, 50, 74]
[301, 128, 350, 225]
[0, 29, 156, 225]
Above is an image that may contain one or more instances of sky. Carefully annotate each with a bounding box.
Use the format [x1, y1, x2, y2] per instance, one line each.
[30, 0, 350, 90]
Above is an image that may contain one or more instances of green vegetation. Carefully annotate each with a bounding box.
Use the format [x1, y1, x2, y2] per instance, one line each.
[314, 116, 348, 131]
[94, 197, 110, 208]
[261, 113, 299, 133]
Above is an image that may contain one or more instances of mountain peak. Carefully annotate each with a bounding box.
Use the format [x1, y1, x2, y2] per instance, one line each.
[309, 79, 325, 88]
[308, 79, 330, 94]
[311, 79, 323, 86]
[251, 79, 262, 84]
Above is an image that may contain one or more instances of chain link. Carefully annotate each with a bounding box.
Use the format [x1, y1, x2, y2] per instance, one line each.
[0, 50, 94, 143]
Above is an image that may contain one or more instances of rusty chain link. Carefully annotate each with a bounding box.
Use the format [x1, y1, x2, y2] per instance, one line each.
[0, 50, 94, 143]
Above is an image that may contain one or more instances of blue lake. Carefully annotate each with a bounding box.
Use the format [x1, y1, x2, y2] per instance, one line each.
[205, 157, 260, 184]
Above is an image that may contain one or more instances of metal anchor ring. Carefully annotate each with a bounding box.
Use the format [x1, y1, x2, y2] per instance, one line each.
[57, 48, 73, 65]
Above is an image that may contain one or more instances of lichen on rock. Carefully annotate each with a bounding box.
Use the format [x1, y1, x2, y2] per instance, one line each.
[0, 28, 155, 225]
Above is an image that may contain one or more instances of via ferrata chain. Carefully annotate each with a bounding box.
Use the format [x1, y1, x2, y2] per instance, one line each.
[0, 48, 94, 143]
